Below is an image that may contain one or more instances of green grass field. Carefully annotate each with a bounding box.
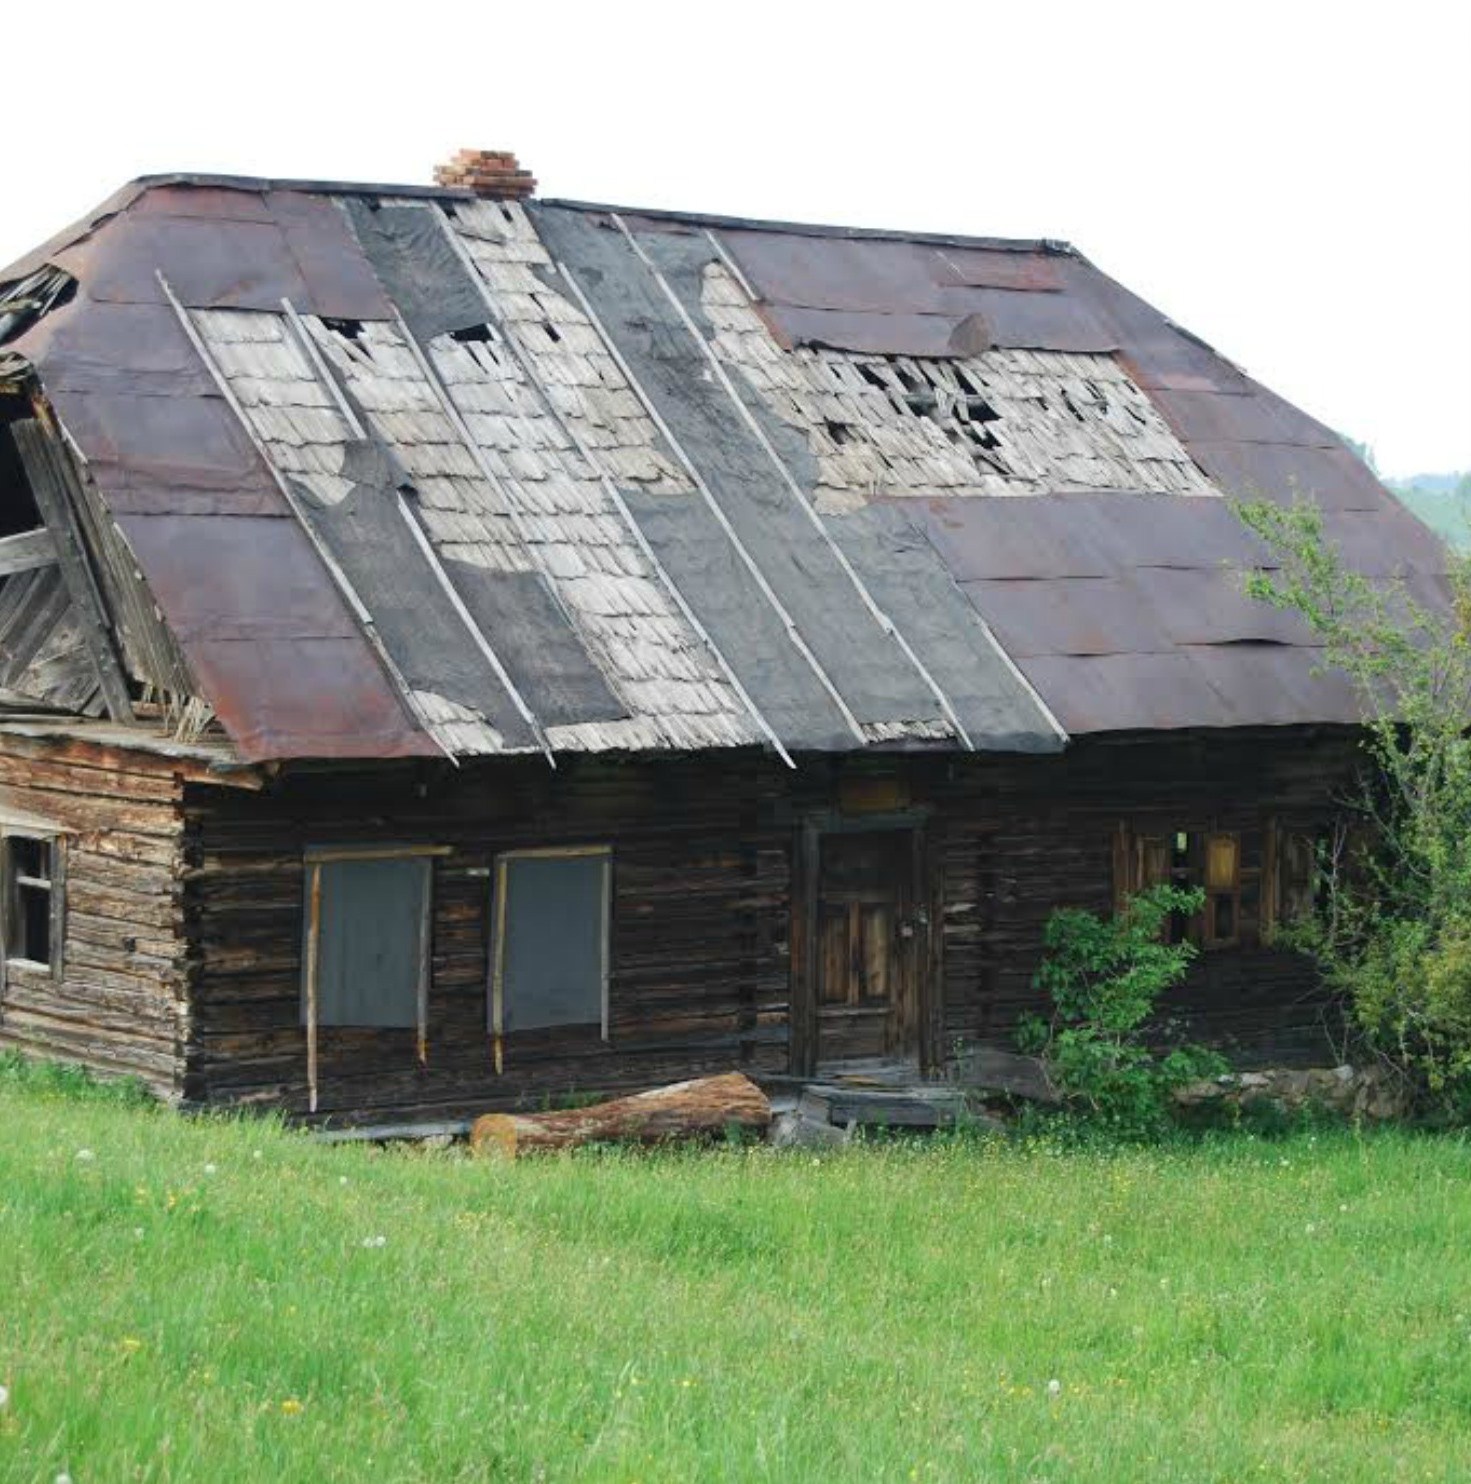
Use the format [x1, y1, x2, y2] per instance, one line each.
[2, 1060, 1468, 1483]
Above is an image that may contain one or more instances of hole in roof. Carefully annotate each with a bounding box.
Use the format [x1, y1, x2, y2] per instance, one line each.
[323, 318, 366, 341]
[542, 321, 562, 344]
[825, 420, 854, 446]
[451, 324, 493, 344]
[954, 365, 982, 397]
[441, 202, 460, 220]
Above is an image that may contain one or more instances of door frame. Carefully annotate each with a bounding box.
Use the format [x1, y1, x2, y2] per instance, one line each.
[789, 808, 942, 1077]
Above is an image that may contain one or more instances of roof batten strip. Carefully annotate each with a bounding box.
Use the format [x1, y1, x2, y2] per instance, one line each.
[550, 255, 867, 747]
[429, 211, 793, 769]
[371, 305, 593, 767]
[703, 229, 762, 306]
[618, 214, 976, 750]
[392, 484, 557, 768]
[156, 272, 452, 762]
[279, 298, 367, 440]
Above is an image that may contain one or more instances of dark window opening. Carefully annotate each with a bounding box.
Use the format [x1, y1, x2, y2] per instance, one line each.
[0, 408, 44, 540]
[5, 833, 57, 968]
[1277, 827, 1331, 925]
[1125, 825, 1246, 951]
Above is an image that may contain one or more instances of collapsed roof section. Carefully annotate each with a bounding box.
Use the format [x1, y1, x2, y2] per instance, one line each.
[0, 175, 1447, 763]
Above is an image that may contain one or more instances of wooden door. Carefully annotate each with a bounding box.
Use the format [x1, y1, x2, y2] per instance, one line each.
[813, 829, 920, 1068]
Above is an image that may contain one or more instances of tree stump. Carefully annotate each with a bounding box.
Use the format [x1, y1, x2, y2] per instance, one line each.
[470, 1072, 771, 1158]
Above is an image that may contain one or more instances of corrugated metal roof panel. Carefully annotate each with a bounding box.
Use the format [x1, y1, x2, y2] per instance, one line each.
[1019, 651, 1238, 732]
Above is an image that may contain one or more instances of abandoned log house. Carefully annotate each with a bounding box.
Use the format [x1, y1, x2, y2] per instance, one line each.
[0, 151, 1449, 1124]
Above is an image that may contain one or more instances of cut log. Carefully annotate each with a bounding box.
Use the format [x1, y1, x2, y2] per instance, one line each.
[470, 1072, 771, 1157]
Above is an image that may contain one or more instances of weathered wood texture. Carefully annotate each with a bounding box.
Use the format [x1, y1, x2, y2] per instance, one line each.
[178, 727, 1360, 1126]
[182, 753, 789, 1123]
[470, 1072, 771, 1157]
[0, 732, 193, 1094]
[929, 730, 1359, 1065]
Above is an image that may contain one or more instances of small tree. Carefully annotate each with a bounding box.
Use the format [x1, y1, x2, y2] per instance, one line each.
[1236, 498, 1471, 1113]
[1019, 884, 1221, 1135]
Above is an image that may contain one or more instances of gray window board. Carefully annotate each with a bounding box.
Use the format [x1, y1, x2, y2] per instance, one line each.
[302, 854, 431, 1028]
[492, 848, 611, 1037]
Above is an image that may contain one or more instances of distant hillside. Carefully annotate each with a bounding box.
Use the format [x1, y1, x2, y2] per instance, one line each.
[1337, 437, 1469, 549]
[1386, 475, 1471, 549]
[1391, 472, 1468, 498]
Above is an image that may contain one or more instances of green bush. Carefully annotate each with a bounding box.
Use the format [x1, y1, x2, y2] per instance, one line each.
[1238, 497, 1471, 1116]
[1019, 885, 1225, 1137]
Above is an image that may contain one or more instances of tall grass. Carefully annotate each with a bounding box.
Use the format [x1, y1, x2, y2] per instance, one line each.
[1, 1057, 1468, 1482]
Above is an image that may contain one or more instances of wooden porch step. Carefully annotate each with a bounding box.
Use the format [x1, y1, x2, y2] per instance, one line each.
[797, 1082, 971, 1130]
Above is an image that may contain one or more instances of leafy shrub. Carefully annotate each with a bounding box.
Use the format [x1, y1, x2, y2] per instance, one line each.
[1019, 885, 1225, 1136]
[1238, 498, 1471, 1116]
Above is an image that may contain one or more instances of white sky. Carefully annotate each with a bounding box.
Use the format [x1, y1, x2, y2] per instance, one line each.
[4, 0, 1466, 477]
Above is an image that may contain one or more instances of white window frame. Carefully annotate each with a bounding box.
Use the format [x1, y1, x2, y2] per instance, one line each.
[1, 819, 65, 979]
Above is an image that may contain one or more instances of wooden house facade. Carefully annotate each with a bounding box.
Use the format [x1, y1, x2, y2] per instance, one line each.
[0, 155, 1446, 1124]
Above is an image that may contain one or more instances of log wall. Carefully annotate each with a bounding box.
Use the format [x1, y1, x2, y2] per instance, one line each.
[181, 753, 792, 1121]
[927, 730, 1359, 1064]
[180, 727, 1363, 1125]
[0, 733, 195, 1094]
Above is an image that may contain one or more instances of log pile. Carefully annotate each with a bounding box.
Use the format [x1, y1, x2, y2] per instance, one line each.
[470, 1072, 770, 1157]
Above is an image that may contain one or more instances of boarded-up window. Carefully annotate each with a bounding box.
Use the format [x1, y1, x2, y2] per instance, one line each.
[300, 852, 433, 1028]
[492, 848, 611, 1039]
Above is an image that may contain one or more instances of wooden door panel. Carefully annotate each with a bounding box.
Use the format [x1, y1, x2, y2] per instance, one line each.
[818, 905, 851, 1004]
[859, 904, 892, 1002]
[813, 828, 918, 1066]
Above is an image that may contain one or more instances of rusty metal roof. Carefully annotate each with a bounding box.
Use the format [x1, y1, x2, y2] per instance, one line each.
[0, 175, 1449, 762]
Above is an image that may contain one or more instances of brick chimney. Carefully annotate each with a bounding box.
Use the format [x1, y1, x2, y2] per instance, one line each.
[433, 149, 537, 200]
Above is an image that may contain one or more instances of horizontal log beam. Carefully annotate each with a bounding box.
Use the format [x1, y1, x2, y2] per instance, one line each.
[0, 528, 57, 576]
